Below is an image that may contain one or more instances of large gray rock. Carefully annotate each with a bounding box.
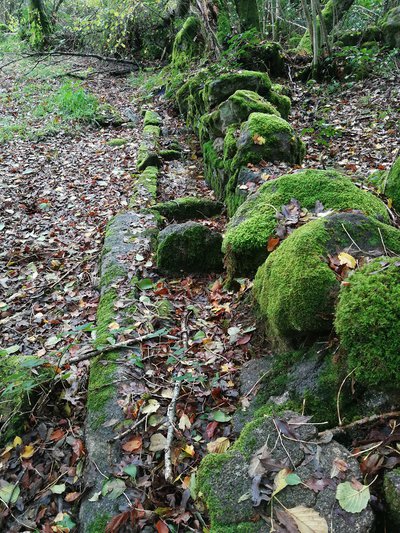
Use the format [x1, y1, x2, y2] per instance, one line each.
[156, 221, 223, 274]
[197, 411, 375, 532]
[384, 468, 400, 528]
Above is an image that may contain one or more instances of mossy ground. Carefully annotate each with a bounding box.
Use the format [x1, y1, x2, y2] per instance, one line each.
[223, 169, 390, 278]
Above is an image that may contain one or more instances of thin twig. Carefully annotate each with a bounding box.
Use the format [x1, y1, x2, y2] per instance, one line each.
[341, 224, 362, 252]
[244, 370, 272, 399]
[378, 227, 388, 255]
[337, 368, 356, 426]
[164, 310, 190, 483]
[319, 410, 400, 439]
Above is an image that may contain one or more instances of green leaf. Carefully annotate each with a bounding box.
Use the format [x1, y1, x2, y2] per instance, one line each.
[212, 410, 232, 422]
[137, 278, 154, 290]
[102, 478, 126, 500]
[0, 482, 20, 504]
[336, 481, 370, 513]
[123, 464, 138, 479]
[51, 483, 66, 494]
[193, 330, 206, 341]
[286, 473, 302, 486]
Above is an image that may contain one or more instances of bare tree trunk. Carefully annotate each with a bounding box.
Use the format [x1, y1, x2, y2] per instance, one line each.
[311, 0, 319, 68]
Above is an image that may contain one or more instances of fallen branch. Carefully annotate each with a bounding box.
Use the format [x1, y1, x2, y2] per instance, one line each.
[28, 51, 140, 67]
[69, 330, 178, 364]
[164, 310, 190, 483]
[319, 410, 400, 439]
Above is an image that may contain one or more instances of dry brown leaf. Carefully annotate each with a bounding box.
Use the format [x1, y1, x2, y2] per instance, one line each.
[287, 506, 328, 533]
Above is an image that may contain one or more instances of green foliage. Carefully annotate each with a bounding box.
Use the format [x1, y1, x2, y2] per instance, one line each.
[335, 257, 400, 388]
[383, 155, 400, 210]
[35, 82, 100, 122]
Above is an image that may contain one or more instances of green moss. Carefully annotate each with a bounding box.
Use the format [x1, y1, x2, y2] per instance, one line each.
[231, 113, 304, 172]
[269, 91, 291, 120]
[384, 469, 400, 526]
[107, 138, 127, 147]
[197, 452, 232, 521]
[143, 124, 161, 138]
[159, 149, 181, 160]
[203, 140, 227, 200]
[253, 213, 400, 347]
[223, 125, 238, 161]
[211, 523, 262, 533]
[87, 513, 111, 533]
[335, 257, 400, 388]
[131, 166, 159, 206]
[156, 222, 223, 274]
[223, 169, 390, 278]
[152, 197, 223, 221]
[100, 263, 126, 290]
[383, 155, 400, 211]
[143, 109, 161, 127]
[87, 289, 120, 422]
[203, 71, 272, 110]
[171, 16, 204, 69]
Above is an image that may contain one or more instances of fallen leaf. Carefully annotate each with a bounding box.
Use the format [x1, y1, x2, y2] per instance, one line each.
[142, 399, 160, 415]
[178, 413, 191, 430]
[122, 436, 143, 453]
[155, 520, 169, 533]
[20, 445, 35, 459]
[287, 505, 328, 532]
[336, 480, 370, 513]
[149, 433, 168, 452]
[267, 236, 280, 252]
[253, 134, 266, 145]
[206, 437, 230, 454]
[338, 252, 356, 269]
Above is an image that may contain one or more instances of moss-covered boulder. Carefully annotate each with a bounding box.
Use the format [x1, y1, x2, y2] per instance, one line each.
[137, 124, 161, 171]
[253, 213, 400, 347]
[384, 469, 400, 528]
[335, 257, 400, 388]
[383, 154, 400, 211]
[197, 410, 375, 532]
[232, 113, 304, 170]
[227, 32, 286, 76]
[200, 90, 280, 143]
[223, 169, 389, 278]
[152, 197, 223, 221]
[203, 70, 272, 111]
[156, 222, 223, 274]
[171, 16, 205, 69]
[382, 6, 400, 49]
[143, 109, 162, 127]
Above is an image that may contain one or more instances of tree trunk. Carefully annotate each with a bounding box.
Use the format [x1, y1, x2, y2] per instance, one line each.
[29, 0, 50, 36]
[298, 0, 356, 52]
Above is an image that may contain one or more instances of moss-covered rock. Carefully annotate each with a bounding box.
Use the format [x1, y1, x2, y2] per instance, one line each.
[382, 6, 400, 49]
[203, 139, 227, 200]
[382, 154, 400, 211]
[384, 469, 400, 528]
[152, 197, 223, 221]
[253, 212, 400, 347]
[200, 90, 280, 143]
[159, 148, 182, 161]
[203, 70, 272, 110]
[171, 16, 205, 69]
[226, 32, 285, 76]
[232, 112, 304, 169]
[143, 109, 162, 127]
[268, 90, 291, 120]
[335, 257, 400, 388]
[137, 124, 161, 171]
[197, 410, 374, 532]
[156, 221, 223, 274]
[223, 169, 390, 279]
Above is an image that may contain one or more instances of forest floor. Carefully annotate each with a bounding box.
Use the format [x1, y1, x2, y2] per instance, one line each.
[0, 42, 399, 532]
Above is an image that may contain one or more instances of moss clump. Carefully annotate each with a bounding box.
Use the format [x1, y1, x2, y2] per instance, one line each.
[253, 213, 400, 347]
[100, 263, 126, 289]
[223, 169, 390, 278]
[130, 166, 159, 206]
[204, 70, 272, 110]
[157, 222, 223, 274]
[200, 89, 280, 143]
[232, 113, 304, 171]
[171, 16, 205, 69]
[87, 289, 119, 422]
[87, 513, 111, 533]
[143, 109, 162, 127]
[159, 148, 181, 161]
[382, 6, 400, 49]
[383, 155, 400, 211]
[269, 91, 291, 119]
[107, 138, 127, 147]
[384, 469, 400, 527]
[152, 197, 223, 221]
[203, 140, 227, 200]
[335, 257, 400, 388]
